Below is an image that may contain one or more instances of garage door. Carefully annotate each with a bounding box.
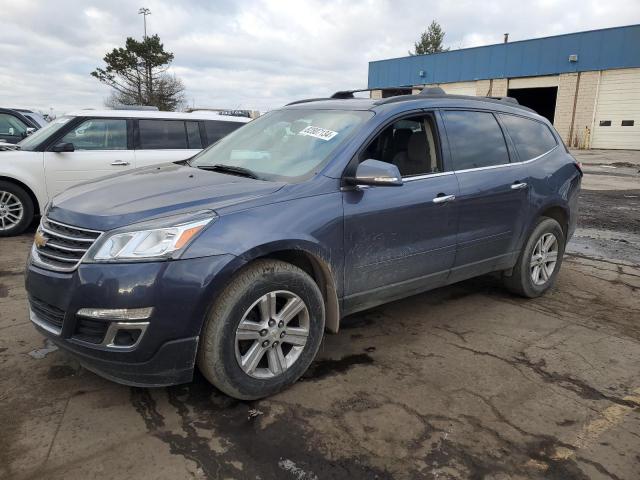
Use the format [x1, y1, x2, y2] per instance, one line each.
[438, 81, 476, 96]
[591, 68, 640, 150]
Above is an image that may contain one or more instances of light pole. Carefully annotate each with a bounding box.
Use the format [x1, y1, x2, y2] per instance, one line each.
[138, 7, 151, 38]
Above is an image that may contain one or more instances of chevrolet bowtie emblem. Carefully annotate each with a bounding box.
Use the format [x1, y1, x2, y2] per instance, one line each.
[34, 230, 48, 248]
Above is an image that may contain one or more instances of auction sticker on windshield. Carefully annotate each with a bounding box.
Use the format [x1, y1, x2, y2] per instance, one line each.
[299, 126, 338, 141]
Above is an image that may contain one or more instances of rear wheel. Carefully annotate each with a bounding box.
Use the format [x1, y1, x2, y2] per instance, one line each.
[198, 259, 325, 399]
[0, 181, 34, 237]
[503, 217, 565, 298]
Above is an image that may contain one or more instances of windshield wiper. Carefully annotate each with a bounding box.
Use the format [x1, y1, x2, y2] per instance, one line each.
[197, 164, 260, 180]
[0, 143, 20, 151]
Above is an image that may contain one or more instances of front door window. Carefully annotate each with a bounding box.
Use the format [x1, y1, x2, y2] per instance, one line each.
[60, 119, 127, 150]
[361, 115, 441, 177]
[0, 113, 28, 139]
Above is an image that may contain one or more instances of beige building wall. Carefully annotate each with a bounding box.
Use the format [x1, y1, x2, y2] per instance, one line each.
[554, 72, 599, 147]
[475, 80, 491, 96]
[491, 79, 509, 97]
[473, 78, 508, 97]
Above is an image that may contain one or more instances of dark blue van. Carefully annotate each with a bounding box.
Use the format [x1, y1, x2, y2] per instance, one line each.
[25, 89, 581, 399]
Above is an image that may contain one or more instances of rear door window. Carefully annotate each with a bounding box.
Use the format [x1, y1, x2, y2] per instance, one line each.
[138, 120, 188, 149]
[500, 114, 557, 160]
[443, 110, 510, 170]
[204, 120, 244, 146]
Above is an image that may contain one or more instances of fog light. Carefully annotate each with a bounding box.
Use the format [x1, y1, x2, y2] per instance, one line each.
[77, 307, 153, 321]
[114, 329, 142, 346]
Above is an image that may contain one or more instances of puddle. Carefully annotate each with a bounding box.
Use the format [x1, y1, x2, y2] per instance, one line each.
[48, 365, 76, 379]
[567, 228, 640, 265]
[302, 353, 373, 381]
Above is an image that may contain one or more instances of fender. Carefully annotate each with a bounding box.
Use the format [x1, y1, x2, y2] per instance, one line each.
[193, 238, 342, 334]
[0, 151, 48, 214]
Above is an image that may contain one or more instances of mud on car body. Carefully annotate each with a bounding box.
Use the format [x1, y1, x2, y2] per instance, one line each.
[25, 88, 581, 399]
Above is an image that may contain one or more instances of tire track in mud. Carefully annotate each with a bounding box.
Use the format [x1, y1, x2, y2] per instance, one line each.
[130, 373, 392, 479]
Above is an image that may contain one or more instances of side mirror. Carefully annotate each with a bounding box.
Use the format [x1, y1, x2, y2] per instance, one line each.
[349, 159, 403, 187]
[51, 142, 74, 153]
[22, 127, 37, 138]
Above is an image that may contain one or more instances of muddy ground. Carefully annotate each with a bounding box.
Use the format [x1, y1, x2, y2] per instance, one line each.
[0, 150, 639, 480]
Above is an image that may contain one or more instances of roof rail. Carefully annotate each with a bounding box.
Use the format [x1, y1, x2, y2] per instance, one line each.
[285, 97, 330, 106]
[330, 88, 380, 99]
[418, 87, 446, 96]
[285, 88, 381, 105]
[487, 96, 520, 104]
[286, 86, 416, 105]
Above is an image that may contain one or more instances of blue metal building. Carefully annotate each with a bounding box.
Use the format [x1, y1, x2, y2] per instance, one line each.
[368, 25, 640, 149]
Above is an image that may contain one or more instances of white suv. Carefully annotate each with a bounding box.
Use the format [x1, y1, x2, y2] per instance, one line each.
[0, 110, 250, 236]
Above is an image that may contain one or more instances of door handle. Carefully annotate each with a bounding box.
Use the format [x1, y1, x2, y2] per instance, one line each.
[511, 181, 528, 190]
[111, 160, 130, 166]
[432, 194, 456, 204]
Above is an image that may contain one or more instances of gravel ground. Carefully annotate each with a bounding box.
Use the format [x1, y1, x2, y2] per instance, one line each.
[0, 150, 639, 480]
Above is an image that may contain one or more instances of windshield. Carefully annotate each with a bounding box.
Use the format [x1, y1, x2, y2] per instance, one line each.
[191, 109, 373, 181]
[18, 116, 73, 151]
[24, 113, 48, 128]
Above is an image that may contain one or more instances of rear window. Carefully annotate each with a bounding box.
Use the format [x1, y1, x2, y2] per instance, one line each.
[139, 120, 188, 149]
[204, 120, 245, 146]
[500, 114, 557, 161]
[443, 111, 510, 170]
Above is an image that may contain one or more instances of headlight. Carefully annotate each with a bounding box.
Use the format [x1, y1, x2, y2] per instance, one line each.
[87, 211, 216, 262]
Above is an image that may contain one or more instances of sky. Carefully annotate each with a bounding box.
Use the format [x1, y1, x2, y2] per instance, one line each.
[1, 0, 639, 114]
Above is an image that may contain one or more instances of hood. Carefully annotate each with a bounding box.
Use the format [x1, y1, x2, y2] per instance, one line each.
[48, 163, 285, 231]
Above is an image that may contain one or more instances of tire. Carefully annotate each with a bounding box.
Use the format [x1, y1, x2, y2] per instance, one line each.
[503, 217, 565, 298]
[0, 181, 34, 237]
[198, 259, 325, 400]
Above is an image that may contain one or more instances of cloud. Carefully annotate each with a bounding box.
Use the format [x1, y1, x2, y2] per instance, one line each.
[0, 0, 638, 114]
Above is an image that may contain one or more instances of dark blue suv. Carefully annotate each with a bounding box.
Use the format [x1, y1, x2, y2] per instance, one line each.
[25, 89, 581, 399]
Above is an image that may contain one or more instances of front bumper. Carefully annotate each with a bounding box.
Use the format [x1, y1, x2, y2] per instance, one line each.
[25, 253, 235, 387]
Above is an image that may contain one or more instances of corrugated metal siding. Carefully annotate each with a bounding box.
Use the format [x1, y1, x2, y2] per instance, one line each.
[368, 25, 640, 89]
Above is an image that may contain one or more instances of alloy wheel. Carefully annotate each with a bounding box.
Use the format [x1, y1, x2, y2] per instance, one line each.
[0, 191, 24, 231]
[234, 290, 310, 379]
[530, 232, 558, 286]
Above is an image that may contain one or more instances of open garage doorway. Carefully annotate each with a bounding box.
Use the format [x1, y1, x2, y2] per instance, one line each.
[507, 87, 558, 123]
[381, 88, 412, 98]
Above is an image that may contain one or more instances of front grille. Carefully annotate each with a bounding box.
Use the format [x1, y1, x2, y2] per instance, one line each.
[33, 217, 102, 272]
[73, 317, 109, 344]
[29, 295, 65, 332]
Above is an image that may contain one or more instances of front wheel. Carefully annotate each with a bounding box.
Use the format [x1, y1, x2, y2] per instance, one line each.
[0, 181, 34, 237]
[503, 217, 565, 298]
[198, 259, 325, 399]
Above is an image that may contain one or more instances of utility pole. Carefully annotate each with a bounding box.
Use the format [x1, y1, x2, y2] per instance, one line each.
[138, 7, 151, 38]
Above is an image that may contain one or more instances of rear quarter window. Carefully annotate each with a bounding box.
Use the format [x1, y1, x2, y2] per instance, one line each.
[500, 114, 557, 161]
